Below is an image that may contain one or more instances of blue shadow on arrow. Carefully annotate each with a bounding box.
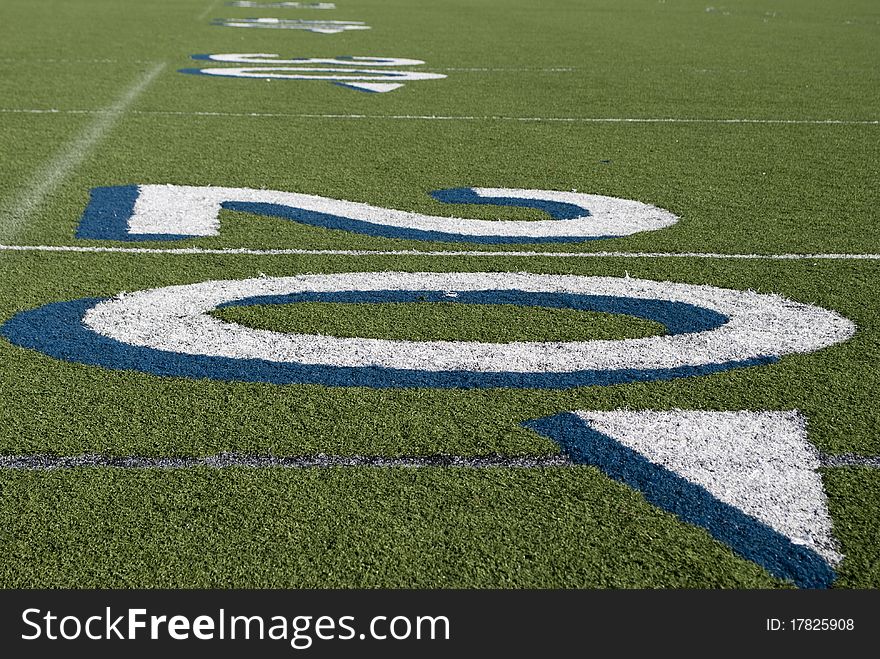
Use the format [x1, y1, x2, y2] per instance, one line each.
[523, 412, 836, 589]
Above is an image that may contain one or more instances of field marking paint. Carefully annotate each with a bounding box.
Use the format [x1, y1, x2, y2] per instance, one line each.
[1, 272, 854, 389]
[213, 18, 370, 33]
[0, 58, 162, 64]
[197, 0, 223, 21]
[438, 67, 575, 72]
[181, 54, 447, 93]
[1, 60, 872, 74]
[341, 83, 405, 93]
[821, 454, 880, 468]
[0, 60, 568, 72]
[76, 185, 678, 243]
[227, 2, 336, 8]
[193, 54, 427, 66]
[525, 410, 841, 588]
[0, 453, 573, 470]
[1, 244, 878, 260]
[0, 451, 872, 471]
[0, 63, 165, 240]
[1, 108, 876, 125]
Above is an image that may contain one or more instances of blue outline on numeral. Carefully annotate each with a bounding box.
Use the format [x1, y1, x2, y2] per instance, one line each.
[74, 186, 610, 244]
[0, 289, 775, 390]
[524, 412, 836, 589]
[429, 188, 590, 220]
[75, 186, 192, 241]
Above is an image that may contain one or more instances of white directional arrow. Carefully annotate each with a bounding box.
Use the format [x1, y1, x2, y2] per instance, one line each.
[525, 409, 842, 588]
[335, 82, 405, 93]
[309, 27, 354, 34]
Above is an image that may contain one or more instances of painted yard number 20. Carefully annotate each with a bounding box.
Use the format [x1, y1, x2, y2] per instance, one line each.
[0, 183, 856, 588]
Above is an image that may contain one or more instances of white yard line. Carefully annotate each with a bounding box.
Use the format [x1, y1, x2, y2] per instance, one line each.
[1, 107, 876, 125]
[0, 58, 161, 64]
[0, 453, 572, 470]
[0, 244, 878, 260]
[0, 64, 166, 239]
[820, 454, 880, 468]
[196, 0, 223, 21]
[0, 452, 874, 470]
[2, 60, 874, 74]
[437, 67, 575, 72]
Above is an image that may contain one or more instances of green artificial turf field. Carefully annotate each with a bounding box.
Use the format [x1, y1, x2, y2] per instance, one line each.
[0, 0, 877, 589]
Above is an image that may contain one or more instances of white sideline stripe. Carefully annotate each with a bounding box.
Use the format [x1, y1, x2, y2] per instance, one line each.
[0, 108, 876, 126]
[0, 452, 874, 470]
[0, 64, 166, 237]
[0, 244, 878, 260]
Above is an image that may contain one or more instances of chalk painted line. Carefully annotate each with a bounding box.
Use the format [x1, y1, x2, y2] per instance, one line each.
[75, 184, 679, 244]
[0, 272, 855, 389]
[1, 244, 878, 260]
[0, 453, 569, 470]
[226, 2, 336, 8]
[2, 108, 876, 125]
[3, 451, 875, 470]
[0, 64, 166, 238]
[212, 18, 370, 33]
[0, 59, 571, 72]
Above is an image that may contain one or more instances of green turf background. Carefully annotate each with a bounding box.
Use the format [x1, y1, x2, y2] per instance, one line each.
[213, 301, 666, 342]
[0, 0, 877, 589]
[0, 467, 877, 588]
